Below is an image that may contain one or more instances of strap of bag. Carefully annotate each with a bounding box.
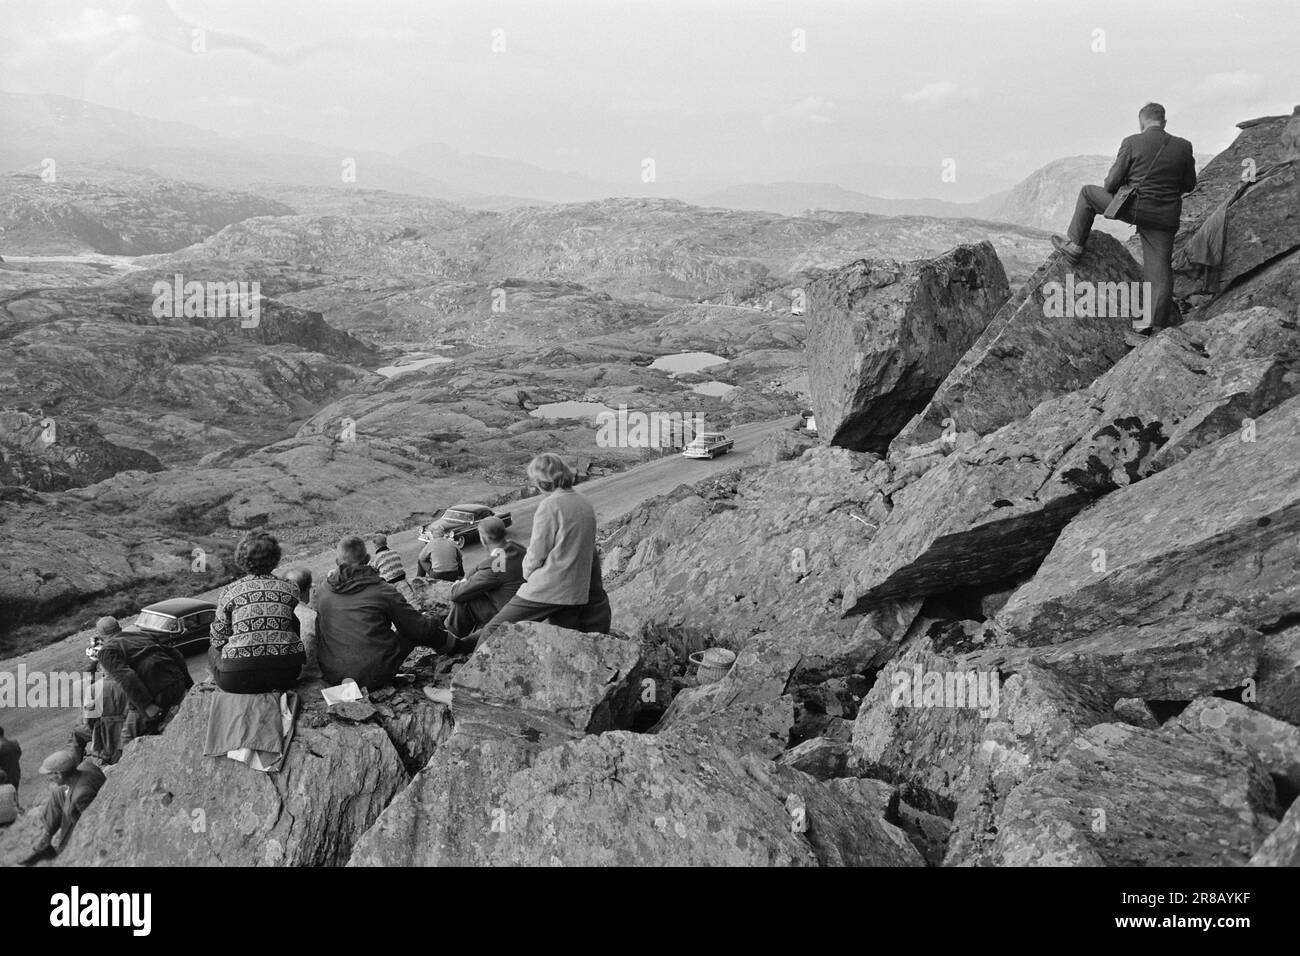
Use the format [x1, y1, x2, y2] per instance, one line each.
[1134, 132, 1172, 195]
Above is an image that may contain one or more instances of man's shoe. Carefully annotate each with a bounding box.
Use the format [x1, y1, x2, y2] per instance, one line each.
[1051, 235, 1084, 263]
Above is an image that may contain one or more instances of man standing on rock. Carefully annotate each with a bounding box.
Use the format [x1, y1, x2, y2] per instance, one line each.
[1052, 102, 1197, 333]
[316, 535, 454, 688]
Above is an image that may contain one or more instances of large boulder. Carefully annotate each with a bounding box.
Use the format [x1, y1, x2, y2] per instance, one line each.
[1175, 108, 1300, 302]
[1258, 623, 1300, 725]
[1249, 798, 1300, 866]
[805, 242, 1009, 454]
[890, 231, 1141, 452]
[985, 722, 1278, 866]
[57, 680, 450, 867]
[450, 621, 646, 748]
[845, 306, 1300, 612]
[996, 392, 1300, 648]
[348, 730, 923, 866]
[1166, 697, 1300, 794]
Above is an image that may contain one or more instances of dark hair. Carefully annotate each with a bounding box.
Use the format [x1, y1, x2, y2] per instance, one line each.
[236, 531, 282, 575]
[338, 535, 369, 566]
[1139, 102, 1166, 125]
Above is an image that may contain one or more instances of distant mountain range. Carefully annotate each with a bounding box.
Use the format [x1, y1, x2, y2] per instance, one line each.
[0, 91, 1197, 236]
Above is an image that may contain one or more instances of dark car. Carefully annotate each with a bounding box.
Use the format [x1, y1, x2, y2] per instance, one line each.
[418, 503, 513, 550]
[130, 598, 217, 652]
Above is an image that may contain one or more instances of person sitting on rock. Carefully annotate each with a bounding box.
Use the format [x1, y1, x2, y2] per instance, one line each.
[0, 725, 20, 797]
[1051, 101, 1197, 333]
[97, 617, 195, 746]
[417, 528, 464, 582]
[283, 567, 321, 682]
[478, 453, 603, 636]
[445, 517, 526, 641]
[86, 615, 122, 677]
[0, 770, 18, 827]
[21, 750, 106, 864]
[316, 535, 453, 688]
[66, 675, 128, 766]
[370, 533, 414, 603]
[209, 532, 306, 694]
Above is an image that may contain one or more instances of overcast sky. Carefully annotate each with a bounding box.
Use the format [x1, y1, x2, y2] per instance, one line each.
[2, 0, 1296, 197]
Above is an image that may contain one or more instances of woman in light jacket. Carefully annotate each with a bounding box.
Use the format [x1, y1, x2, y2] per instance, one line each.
[473, 453, 610, 644]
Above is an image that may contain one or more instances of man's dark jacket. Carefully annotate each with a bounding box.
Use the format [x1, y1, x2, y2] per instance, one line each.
[316, 563, 441, 688]
[1104, 127, 1197, 232]
[97, 631, 193, 714]
[449, 541, 526, 615]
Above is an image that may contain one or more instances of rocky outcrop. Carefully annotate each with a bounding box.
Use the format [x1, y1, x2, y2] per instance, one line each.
[1166, 698, 1300, 794]
[58, 679, 452, 867]
[1249, 799, 1300, 866]
[350, 730, 923, 867]
[0, 410, 163, 491]
[450, 621, 645, 747]
[995, 392, 1300, 648]
[805, 242, 1009, 453]
[890, 231, 1141, 451]
[984, 723, 1277, 866]
[845, 306, 1300, 611]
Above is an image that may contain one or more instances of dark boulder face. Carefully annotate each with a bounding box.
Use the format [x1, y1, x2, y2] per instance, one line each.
[805, 241, 1009, 454]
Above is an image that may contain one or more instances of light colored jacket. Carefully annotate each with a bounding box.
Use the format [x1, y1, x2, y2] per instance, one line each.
[518, 488, 596, 605]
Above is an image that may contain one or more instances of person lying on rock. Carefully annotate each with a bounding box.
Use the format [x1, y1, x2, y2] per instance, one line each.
[316, 534, 455, 689]
[1051, 101, 1197, 334]
[444, 517, 526, 644]
[209, 532, 307, 694]
[473, 453, 612, 643]
[97, 616, 194, 746]
[417, 528, 464, 582]
[20, 750, 106, 864]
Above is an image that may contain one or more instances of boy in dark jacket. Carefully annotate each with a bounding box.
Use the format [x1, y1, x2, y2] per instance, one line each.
[316, 535, 452, 688]
[446, 518, 525, 638]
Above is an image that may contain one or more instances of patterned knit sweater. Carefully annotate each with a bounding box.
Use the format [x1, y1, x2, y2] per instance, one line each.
[210, 575, 306, 670]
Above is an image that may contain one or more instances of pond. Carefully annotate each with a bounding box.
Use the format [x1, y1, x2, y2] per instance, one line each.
[529, 401, 616, 423]
[650, 351, 728, 375]
[690, 381, 737, 397]
[375, 355, 454, 377]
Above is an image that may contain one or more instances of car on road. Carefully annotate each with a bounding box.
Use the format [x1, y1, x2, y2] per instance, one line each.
[682, 432, 735, 460]
[128, 598, 217, 653]
[418, 503, 513, 549]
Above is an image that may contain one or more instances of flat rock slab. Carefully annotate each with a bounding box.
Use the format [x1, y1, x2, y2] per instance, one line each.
[805, 241, 1009, 454]
[988, 722, 1278, 866]
[891, 231, 1141, 452]
[349, 730, 923, 866]
[451, 621, 645, 747]
[997, 392, 1300, 646]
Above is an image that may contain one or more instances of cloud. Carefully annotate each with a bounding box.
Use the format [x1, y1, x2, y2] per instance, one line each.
[901, 80, 981, 107]
[1197, 71, 1266, 99]
[762, 95, 838, 133]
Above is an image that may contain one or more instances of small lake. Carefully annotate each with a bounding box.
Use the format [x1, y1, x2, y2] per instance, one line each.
[650, 351, 728, 375]
[375, 355, 453, 377]
[530, 401, 615, 423]
[690, 381, 737, 397]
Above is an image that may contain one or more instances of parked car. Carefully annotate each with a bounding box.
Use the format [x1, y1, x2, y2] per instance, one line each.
[418, 503, 513, 549]
[130, 598, 217, 652]
[682, 432, 735, 460]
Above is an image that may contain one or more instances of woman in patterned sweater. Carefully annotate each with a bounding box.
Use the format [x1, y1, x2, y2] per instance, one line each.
[209, 532, 306, 693]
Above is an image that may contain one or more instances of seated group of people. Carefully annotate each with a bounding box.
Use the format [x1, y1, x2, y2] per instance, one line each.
[209, 451, 612, 694]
